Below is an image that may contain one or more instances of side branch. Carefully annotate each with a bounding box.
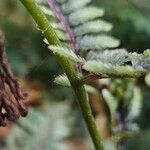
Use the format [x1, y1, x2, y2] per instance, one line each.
[80, 72, 146, 85]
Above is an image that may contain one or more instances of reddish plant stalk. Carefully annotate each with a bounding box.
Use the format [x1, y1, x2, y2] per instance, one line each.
[47, 0, 78, 55]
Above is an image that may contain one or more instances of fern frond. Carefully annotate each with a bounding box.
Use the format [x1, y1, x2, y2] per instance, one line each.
[83, 61, 145, 78]
[84, 49, 149, 77]
[36, 0, 150, 81]
[38, 0, 149, 74]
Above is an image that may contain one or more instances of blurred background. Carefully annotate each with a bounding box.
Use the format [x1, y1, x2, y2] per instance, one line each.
[0, 0, 150, 149]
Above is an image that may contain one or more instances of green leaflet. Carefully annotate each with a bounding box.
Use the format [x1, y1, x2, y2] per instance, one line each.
[43, 30, 68, 43]
[83, 60, 145, 77]
[86, 49, 128, 65]
[102, 89, 118, 117]
[69, 7, 104, 26]
[74, 20, 113, 36]
[143, 49, 150, 57]
[126, 87, 142, 121]
[86, 49, 150, 71]
[55, 29, 68, 41]
[128, 49, 150, 70]
[78, 35, 120, 50]
[145, 73, 150, 87]
[54, 74, 71, 87]
[62, 0, 91, 14]
[48, 45, 85, 63]
[84, 85, 98, 94]
[54, 74, 98, 94]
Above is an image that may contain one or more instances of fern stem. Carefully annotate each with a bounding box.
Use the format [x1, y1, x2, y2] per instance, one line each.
[47, 0, 78, 55]
[19, 0, 104, 149]
[80, 72, 145, 85]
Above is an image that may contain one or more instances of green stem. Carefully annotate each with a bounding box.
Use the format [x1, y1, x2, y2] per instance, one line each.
[19, 0, 104, 149]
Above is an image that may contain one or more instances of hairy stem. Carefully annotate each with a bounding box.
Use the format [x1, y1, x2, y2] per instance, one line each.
[19, 0, 104, 149]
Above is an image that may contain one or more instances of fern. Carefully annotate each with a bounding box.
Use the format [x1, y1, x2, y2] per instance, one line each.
[39, 0, 149, 135]
[37, 0, 149, 78]
[17, 0, 150, 149]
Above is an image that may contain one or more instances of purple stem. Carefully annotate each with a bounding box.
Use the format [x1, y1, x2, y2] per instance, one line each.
[47, 0, 79, 55]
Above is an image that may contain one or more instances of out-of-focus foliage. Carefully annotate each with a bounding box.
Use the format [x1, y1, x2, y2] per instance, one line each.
[7, 102, 72, 150]
[93, 0, 150, 52]
[0, 0, 61, 83]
